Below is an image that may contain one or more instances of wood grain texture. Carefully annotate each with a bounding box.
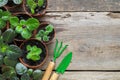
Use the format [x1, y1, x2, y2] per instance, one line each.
[40, 12, 120, 70]
[47, 0, 120, 11]
[59, 72, 120, 80]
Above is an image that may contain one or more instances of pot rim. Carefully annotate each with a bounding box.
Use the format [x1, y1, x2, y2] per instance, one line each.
[23, 0, 48, 16]
[19, 38, 48, 69]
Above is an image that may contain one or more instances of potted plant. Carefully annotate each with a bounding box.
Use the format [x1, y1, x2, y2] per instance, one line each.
[34, 22, 55, 44]
[9, 15, 40, 42]
[0, 0, 23, 9]
[0, 8, 11, 32]
[19, 39, 48, 69]
[23, 0, 48, 16]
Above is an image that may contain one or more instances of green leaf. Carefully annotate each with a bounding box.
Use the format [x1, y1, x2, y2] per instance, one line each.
[43, 35, 49, 41]
[38, 0, 44, 7]
[44, 31, 50, 36]
[16, 63, 27, 75]
[45, 24, 54, 32]
[10, 77, 19, 80]
[2, 66, 16, 79]
[4, 56, 18, 67]
[13, 0, 22, 4]
[27, 0, 37, 14]
[21, 73, 30, 80]
[26, 18, 40, 31]
[2, 11, 11, 21]
[0, 43, 8, 55]
[26, 45, 31, 51]
[0, 0, 8, 7]
[6, 45, 22, 60]
[27, 69, 33, 76]
[0, 18, 6, 29]
[2, 29, 16, 43]
[36, 37, 42, 41]
[21, 29, 32, 39]
[38, 30, 45, 36]
[32, 69, 43, 80]
[26, 45, 42, 61]
[15, 25, 23, 33]
[0, 54, 3, 66]
[9, 17, 19, 27]
[20, 20, 26, 25]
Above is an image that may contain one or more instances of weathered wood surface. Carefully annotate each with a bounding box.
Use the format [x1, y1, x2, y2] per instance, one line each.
[40, 12, 120, 70]
[47, 0, 120, 11]
[59, 72, 120, 80]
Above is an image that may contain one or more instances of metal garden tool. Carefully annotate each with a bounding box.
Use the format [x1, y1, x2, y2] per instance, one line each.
[42, 39, 68, 80]
[50, 52, 72, 80]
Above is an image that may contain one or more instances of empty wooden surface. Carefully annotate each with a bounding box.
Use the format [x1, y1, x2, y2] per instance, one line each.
[41, 12, 120, 71]
[47, 0, 120, 11]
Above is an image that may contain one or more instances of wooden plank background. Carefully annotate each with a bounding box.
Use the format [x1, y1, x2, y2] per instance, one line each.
[47, 0, 120, 11]
[41, 12, 120, 71]
[9, 0, 120, 79]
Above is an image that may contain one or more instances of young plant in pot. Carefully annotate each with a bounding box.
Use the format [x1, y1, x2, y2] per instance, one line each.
[0, 8, 11, 32]
[23, 0, 47, 16]
[35, 22, 55, 44]
[0, 0, 23, 9]
[19, 39, 48, 69]
[9, 13, 32, 46]
[9, 16, 40, 46]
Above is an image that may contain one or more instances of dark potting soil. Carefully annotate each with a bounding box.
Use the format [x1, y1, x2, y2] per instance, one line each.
[0, 7, 6, 11]
[6, 0, 17, 7]
[37, 24, 55, 43]
[21, 39, 47, 66]
[15, 34, 25, 41]
[25, 0, 47, 14]
[16, 14, 31, 20]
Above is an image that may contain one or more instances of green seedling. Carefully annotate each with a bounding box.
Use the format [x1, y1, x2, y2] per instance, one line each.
[26, 45, 42, 61]
[35, 24, 54, 42]
[27, 0, 44, 14]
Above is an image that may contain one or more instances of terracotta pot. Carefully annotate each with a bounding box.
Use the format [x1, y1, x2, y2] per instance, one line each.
[23, 0, 48, 17]
[19, 38, 48, 69]
[12, 12, 32, 43]
[34, 22, 55, 45]
[5, 0, 23, 9]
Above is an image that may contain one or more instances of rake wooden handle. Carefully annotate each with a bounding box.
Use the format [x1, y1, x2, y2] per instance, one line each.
[42, 61, 55, 80]
[50, 72, 59, 80]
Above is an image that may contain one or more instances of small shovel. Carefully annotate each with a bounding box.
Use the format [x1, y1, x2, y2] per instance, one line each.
[50, 52, 72, 80]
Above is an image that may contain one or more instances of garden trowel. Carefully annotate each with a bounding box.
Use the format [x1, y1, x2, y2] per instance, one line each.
[50, 52, 72, 80]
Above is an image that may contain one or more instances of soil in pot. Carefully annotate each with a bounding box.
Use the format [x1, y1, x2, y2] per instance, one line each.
[20, 39, 48, 68]
[24, 0, 47, 16]
[0, 7, 7, 11]
[5, 0, 23, 9]
[35, 22, 55, 44]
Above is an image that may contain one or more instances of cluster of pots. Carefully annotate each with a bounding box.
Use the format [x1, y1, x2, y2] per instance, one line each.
[0, 0, 55, 69]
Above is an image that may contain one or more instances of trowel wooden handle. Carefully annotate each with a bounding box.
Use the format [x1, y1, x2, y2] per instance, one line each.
[50, 72, 59, 80]
[42, 61, 55, 80]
